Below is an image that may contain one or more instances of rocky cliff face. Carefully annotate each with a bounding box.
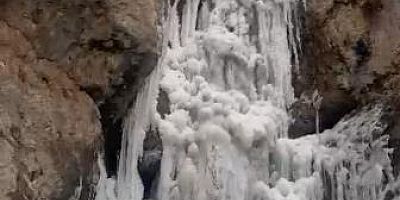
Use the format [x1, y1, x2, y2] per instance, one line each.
[0, 0, 399, 199]
[291, 0, 400, 174]
[0, 0, 157, 199]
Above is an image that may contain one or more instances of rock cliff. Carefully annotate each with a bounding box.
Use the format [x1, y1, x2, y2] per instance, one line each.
[291, 0, 400, 175]
[0, 0, 157, 199]
[0, 0, 399, 199]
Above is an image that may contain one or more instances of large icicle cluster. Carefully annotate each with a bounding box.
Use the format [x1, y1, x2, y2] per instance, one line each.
[94, 0, 397, 200]
[156, 0, 311, 199]
[154, 0, 395, 200]
[274, 105, 395, 200]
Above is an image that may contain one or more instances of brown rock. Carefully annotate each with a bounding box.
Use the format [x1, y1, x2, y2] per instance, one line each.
[292, 0, 400, 135]
[0, 0, 158, 199]
[0, 21, 101, 200]
[292, 0, 400, 175]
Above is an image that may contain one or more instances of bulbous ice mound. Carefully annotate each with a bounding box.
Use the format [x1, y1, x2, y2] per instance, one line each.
[156, 0, 301, 200]
[155, 1, 397, 200]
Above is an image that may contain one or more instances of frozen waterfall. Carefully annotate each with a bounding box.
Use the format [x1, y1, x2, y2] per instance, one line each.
[94, 0, 397, 200]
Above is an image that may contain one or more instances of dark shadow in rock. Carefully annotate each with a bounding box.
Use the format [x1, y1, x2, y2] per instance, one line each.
[157, 89, 171, 119]
[289, 93, 357, 138]
[139, 88, 170, 198]
[100, 52, 157, 177]
[352, 38, 371, 67]
[389, 139, 400, 177]
[386, 101, 400, 178]
[139, 128, 163, 199]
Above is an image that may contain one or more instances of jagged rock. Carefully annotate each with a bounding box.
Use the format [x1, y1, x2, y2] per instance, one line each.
[0, 0, 158, 199]
[292, 0, 400, 132]
[1, 0, 399, 198]
[0, 21, 101, 200]
[291, 0, 400, 175]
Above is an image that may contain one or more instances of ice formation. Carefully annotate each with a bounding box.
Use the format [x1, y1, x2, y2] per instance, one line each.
[94, 0, 397, 200]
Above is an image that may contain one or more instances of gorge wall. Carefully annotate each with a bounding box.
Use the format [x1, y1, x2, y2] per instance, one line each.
[292, 0, 400, 175]
[0, 0, 157, 199]
[0, 0, 399, 199]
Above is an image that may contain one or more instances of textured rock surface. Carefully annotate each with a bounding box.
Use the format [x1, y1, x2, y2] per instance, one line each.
[1, 0, 399, 198]
[292, 0, 400, 175]
[292, 0, 400, 135]
[0, 20, 100, 200]
[0, 0, 158, 199]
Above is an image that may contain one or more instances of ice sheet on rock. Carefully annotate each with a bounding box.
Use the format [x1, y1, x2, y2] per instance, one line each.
[95, 42, 164, 200]
[115, 56, 162, 200]
[273, 104, 394, 200]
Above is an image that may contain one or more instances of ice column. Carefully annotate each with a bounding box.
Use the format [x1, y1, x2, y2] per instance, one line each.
[156, 0, 301, 200]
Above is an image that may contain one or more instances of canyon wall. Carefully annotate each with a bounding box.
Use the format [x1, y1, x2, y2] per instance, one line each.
[292, 0, 400, 174]
[0, 0, 399, 199]
[0, 0, 157, 199]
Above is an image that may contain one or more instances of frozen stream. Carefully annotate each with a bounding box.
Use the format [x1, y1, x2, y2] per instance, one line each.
[94, 1, 396, 200]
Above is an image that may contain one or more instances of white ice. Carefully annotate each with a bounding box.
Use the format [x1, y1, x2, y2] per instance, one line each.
[94, 0, 397, 200]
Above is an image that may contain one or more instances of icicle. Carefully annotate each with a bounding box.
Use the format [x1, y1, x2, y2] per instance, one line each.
[156, 0, 299, 199]
[181, 0, 201, 46]
[95, 156, 117, 200]
[95, 1, 397, 200]
[116, 52, 163, 200]
[197, 1, 210, 30]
